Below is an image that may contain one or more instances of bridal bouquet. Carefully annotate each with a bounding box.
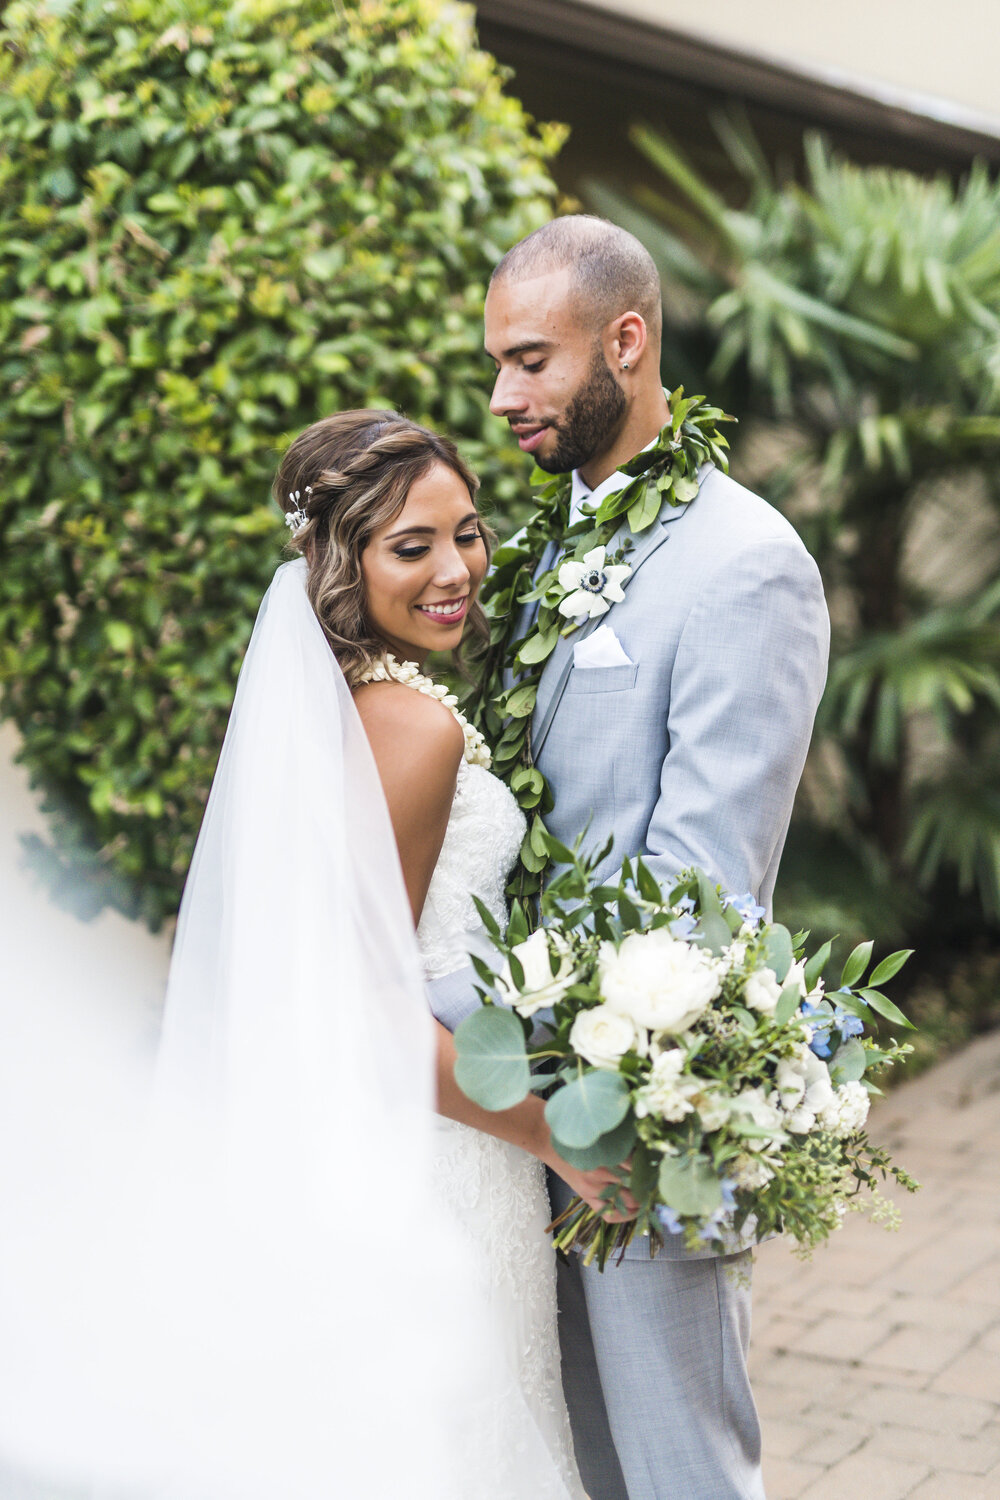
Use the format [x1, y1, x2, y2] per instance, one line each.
[454, 838, 918, 1268]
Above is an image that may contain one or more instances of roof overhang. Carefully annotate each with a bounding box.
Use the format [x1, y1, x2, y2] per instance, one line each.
[474, 0, 1000, 165]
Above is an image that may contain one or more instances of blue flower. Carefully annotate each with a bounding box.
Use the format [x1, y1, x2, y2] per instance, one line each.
[833, 1006, 864, 1039]
[804, 997, 864, 1056]
[656, 1204, 684, 1235]
[674, 895, 696, 914]
[670, 912, 697, 939]
[724, 892, 766, 925]
[697, 1207, 729, 1242]
[695, 1178, 738, 1241]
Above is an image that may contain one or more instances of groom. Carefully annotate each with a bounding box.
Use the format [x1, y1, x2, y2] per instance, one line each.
[480, 216, 830, 1499]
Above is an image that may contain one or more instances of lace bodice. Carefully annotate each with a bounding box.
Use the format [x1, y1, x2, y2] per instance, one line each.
[417, 759, 527, 980]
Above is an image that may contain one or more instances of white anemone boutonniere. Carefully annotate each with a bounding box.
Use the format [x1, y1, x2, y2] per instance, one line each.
[556, 545, 632, 623]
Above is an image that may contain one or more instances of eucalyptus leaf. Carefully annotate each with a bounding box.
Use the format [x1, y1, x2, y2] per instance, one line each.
[763, 924, 794, 983]
[696, 869, 725, 918]
[545, 1070, 630, 1149]
[829, 1036, 866, 1085]
[454, 1007, 530, 1111]
[657, 1153, 723, 1217]
[694, 909, 732, 957]
[554, 1114, 638, 1170]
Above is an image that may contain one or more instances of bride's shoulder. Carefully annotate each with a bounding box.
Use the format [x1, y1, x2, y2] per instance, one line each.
[353, 679, 464, 765]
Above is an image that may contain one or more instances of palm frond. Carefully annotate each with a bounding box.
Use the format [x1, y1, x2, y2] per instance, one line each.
[822, 609, 1000, 761]
[905, 761, 1000, 920]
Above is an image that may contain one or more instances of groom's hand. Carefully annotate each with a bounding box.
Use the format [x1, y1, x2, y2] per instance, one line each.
[550, 1157, 638, 1223]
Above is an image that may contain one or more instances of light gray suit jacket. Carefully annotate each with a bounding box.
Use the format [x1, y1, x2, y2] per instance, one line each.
[429, 464, 829, 1040]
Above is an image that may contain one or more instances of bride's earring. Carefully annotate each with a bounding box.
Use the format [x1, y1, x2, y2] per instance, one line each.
[621, 362, 630, 370]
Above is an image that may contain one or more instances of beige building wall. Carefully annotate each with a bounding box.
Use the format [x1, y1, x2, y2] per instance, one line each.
[0, 723, 170, 1036]
[584, 0, 1000, 130]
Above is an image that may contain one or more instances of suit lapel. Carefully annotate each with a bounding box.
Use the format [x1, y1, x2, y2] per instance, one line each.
[530, 466, 712, 758]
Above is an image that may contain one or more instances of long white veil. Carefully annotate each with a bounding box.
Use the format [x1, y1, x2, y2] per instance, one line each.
[0, 559, 496, 1498]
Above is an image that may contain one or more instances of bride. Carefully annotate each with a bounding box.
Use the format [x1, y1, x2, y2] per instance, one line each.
[267, 408, 611, 1496]
[0, 409, 637, 1500]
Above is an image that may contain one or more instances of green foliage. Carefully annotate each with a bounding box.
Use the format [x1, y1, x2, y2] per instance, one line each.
[586, 117, 1000, 947]
[453, 1004, 530, 1111]
[0, 0, 560, 925]
[544, 1068, 630, 1150]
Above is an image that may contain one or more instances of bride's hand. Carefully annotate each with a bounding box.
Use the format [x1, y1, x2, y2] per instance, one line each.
[547, 1154, 639, 1223]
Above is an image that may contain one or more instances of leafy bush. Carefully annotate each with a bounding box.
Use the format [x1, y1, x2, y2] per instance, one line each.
[0, 0, 560, 926]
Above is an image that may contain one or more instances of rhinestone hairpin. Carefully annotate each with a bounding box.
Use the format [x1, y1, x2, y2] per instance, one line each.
[284, 486, 312, 537]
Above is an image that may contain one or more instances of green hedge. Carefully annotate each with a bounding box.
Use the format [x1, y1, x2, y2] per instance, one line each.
[0, 0, 560, 926]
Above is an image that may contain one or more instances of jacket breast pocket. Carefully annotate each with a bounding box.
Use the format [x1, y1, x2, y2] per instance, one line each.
[566, 662, 639, 694]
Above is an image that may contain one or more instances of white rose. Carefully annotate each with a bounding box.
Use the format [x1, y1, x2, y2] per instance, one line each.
[569, 1005, 640, 1070]
[497, 929, 577, 1017]
[743, 966, 783, 1015]
[600, 928, 721, 1034]
[818, 1081, 871, 1139]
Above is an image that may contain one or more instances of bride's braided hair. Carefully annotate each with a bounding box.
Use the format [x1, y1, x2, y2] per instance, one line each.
[273, 410, 495, 687]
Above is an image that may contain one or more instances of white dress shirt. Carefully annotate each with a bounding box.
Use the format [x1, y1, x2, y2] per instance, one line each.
[568, 435, 658, 527]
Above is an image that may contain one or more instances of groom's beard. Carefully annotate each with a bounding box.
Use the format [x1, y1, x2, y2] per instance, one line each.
[534, 349, 627, 475]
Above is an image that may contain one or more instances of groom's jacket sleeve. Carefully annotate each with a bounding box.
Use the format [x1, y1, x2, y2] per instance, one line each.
[425, 965, 480, 1031]
[621, 534, 829, 906]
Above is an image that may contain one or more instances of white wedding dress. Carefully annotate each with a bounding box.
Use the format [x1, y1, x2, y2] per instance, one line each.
[417, 755, 586, 1500]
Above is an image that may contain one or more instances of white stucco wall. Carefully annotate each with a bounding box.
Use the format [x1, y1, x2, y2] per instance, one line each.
[585, 0, 1000, 131]
[0, 722, 170, 1045]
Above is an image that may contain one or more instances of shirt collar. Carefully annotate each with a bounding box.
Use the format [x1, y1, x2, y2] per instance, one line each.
[569, 434, 659, 522]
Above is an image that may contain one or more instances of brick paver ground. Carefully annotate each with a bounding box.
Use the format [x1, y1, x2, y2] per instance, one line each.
[750, 1028, 1000, 1499]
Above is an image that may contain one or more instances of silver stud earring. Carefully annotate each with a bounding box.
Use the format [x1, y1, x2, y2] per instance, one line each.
[621, 361, 630, 370]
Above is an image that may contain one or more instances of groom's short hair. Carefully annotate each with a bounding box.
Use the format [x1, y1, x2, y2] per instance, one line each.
[491, 215, 662, 341]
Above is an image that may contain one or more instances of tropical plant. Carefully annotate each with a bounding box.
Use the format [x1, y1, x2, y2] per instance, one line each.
[586, 121, 1000, 950]
[0, 0, 560, 926]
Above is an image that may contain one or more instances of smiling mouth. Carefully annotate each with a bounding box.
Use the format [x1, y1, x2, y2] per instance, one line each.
[415, 597, 468, 622]
[510, 422, 552, 453]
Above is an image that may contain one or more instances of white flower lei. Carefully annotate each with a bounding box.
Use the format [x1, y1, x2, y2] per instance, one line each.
[356, 654, 492, 769]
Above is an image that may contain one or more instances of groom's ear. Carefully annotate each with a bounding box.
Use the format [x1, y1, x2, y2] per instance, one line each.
[610, 311, 648, 373]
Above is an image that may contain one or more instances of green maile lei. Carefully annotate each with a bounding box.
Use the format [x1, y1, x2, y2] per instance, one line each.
[465, 389, 735, 906]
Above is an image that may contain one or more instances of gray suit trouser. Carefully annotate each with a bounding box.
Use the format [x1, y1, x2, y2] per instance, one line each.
[550, 1171, 765, 1500]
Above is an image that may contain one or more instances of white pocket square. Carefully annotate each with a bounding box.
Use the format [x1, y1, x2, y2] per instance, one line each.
[573, 625, 633, 669]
